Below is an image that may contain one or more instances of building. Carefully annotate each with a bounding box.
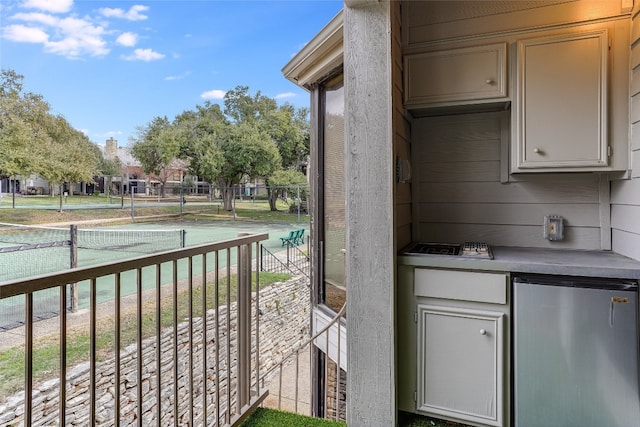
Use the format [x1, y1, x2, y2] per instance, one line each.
[284, 1, 640, 426]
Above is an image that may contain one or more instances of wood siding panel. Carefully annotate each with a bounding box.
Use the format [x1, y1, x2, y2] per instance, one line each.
[632, 122, 640, 151]
[631, 45, 640, 72]
[415, 202, 600, 227]
[404, 1, 624, 47]
[415, 161, 501, 182]
[394, 0, 412, 251]
[412, 111, 602, 249]
[611, 175, 640, 205]
[419, 223, 602, 250]
[396, 203, 412, 229]
[611, 8, 640, 261]
[612, 204, 640, 234]
[397, 223, 412, 250]
[612, 229, 640, 260]
[632, 149, 640, 177]
[631, 92, 640, 125]
[418, 180, 599, 204]
[396, 179, 411, 203]
[633, 7, 640, 43]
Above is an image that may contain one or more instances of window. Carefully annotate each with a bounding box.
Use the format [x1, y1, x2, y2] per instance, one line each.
[318, 75, 345, 313]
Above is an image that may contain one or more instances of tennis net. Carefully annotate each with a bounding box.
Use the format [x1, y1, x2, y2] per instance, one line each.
[0, 223, 186, 330]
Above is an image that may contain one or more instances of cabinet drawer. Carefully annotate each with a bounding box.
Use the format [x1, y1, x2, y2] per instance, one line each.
[415, 269, 507, 304]
[404, 43, 507, 107]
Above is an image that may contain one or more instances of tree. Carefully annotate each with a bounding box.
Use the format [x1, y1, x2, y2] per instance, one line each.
[35, 114, 100, 211]
[136, 86, 309, 212]
[267, 168, 308, 211]
[1, 69, 99, 209]
[131, 116, 181, 197]
[174, 102, 226, 198]
[265, 103, 310, 172]
[0, 69, 51, 198]
[217, 122, 281, 210]
[223, 86, 309, 211]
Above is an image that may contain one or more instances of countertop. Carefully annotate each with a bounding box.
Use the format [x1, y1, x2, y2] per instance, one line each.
[398, 246, 640, 280]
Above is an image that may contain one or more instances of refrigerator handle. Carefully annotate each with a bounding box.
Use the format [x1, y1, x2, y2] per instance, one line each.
[610, 296, 630, 327]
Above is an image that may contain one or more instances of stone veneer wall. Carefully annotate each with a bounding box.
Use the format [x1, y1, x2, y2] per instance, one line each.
[326, 359, 347, 422]
[0, 276, 310, 426]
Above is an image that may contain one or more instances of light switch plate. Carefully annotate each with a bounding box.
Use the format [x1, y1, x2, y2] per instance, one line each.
[544, 215, 564, 241]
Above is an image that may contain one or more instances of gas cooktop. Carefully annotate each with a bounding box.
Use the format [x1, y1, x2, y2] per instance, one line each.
[402, 242, 493, 259]
[402, 242, 461, 256]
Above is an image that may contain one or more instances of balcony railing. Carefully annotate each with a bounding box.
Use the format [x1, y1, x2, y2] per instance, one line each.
[0, 233, 269, 426]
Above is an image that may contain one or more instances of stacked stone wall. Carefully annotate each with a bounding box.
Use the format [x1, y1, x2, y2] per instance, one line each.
[0, 276, 310, 426]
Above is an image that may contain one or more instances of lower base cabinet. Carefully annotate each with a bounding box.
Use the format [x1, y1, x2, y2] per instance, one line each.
[398, 266, 510, 427]
[417, 305, 504, 426]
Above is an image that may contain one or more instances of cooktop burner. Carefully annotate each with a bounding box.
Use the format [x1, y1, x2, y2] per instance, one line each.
[402, 242, 461, 256]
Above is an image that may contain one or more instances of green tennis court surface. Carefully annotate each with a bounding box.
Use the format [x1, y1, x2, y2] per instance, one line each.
[0, 219, 308, 329]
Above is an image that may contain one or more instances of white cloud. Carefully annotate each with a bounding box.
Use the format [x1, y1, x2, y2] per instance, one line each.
[123, 48, 164, 61]
[22, 0, 73, 14]
[11, 12, 58, 26]
[275, 92, 296, 100]
[44, 16, 109, 57]
[116, 32, 138, 47]
[99, 5, 149, 21]
[165, 71, 190, 81]
[200, 90, 226, 100]
[2, 24, 49, 43]
[3, 1, 154, 60]
[4, 10, 109, 58]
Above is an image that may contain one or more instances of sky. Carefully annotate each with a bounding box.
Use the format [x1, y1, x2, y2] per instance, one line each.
[0, 0, 343, 147]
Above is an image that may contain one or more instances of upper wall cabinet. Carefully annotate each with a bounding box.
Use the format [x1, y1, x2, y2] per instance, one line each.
[404, 43, 507, 108]
[511, 21, 629, 173]
[512, 30, 608, 171]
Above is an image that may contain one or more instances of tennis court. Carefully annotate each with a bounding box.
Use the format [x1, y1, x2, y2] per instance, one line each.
[0, 219, 308, 330]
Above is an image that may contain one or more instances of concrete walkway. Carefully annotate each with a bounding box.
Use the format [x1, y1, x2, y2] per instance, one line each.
[261, 344, 313, 415]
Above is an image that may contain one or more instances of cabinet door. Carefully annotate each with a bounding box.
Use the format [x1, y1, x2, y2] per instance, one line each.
[513, 30, 608, 171]
[417, 304, 504, 426]
[405, 43, 507, 107]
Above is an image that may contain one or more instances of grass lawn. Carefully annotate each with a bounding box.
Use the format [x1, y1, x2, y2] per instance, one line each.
[241, 407, 346, 427]
[0, 197, 308, 225]
[240, 408, 466, 427]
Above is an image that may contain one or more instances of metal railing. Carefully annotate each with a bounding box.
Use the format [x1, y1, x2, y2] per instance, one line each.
[0, 233, 269, 426]
[260, 242, 310, 279]
[260, 303, 347, 422]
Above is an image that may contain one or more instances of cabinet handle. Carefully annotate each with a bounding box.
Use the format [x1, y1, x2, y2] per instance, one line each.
[479, 329, 487, 336]
[485, 79, 494, 85]
[533, 148, 541, 154]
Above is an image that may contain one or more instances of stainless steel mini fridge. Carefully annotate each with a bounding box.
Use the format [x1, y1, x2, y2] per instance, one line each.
[513, 274, 640, 427]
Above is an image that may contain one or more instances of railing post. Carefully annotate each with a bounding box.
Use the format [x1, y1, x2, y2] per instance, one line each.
[70, 224, 78, 312]
[237, 233, 251, 410]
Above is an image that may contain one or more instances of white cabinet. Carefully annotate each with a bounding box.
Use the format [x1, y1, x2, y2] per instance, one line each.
[512, 29, 613, 172]
[417, 305, 504, 426]
[404, 43, 507, 108]
[397, 267, 509, 427]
